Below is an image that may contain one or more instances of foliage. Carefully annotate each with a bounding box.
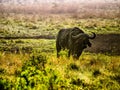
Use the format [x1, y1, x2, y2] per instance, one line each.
[0, 15, 120, 89]
[0, 77, 13, 90]
[0, 16, 120, 39]
[0, 50, 119, 90]
[15, 54, 69, 90]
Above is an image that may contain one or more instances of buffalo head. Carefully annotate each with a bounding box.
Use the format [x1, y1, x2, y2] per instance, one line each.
[71, 32, 96, 59]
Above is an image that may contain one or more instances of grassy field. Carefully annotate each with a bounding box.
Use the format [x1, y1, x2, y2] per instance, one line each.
[0, 14, 120, 38]
[0, 15, 120, 90]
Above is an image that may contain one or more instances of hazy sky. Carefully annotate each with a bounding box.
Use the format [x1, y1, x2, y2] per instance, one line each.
[1, 0, 120, 5]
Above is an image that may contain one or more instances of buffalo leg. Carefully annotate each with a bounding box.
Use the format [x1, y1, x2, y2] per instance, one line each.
[76, 51, 83, 59]
[56, 46, 61, 58]
[73, 51, 82, 59]
[68, 50, 71, 57]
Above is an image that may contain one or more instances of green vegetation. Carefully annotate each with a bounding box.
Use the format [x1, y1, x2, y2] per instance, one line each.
[0, 15, 120, 89]
[0, 39, 55, 53]
[0, 39, 120, 90]
[0, 51, 120, 89]
[0, 15, 120, 38]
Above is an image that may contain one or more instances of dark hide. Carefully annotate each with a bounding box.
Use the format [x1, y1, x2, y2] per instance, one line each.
[56, 27, 96, 59]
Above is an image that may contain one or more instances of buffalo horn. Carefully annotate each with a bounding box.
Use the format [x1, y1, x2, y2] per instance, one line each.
[72, 33, 85, 39]
[89, 32, 96, 39]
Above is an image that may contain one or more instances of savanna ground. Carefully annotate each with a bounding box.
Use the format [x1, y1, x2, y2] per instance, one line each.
[0, 14, 120, 90]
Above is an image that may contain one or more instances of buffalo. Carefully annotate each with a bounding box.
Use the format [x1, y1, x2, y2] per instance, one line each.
[56, 27, 96, 59]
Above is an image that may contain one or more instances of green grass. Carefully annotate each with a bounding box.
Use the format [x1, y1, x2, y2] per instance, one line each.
[0, 39, 120, 89]
[0, 51, 120, 89]
[0, 39, 55, 54]
[0, 15, 120, 89]
[0, 15, 120, 38]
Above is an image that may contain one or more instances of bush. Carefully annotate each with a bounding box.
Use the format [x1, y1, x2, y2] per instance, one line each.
[22, 53, 47, 70]
[15, 53, 69, 89]
[0, 77, 12, 90]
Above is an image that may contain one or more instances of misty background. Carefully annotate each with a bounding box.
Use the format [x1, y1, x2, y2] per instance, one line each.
[0, 0, 120, 4]
[0, 0, 120, 18]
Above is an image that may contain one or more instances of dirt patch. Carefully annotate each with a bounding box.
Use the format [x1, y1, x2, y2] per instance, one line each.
[0, 35, 55, 39]
[85, 34, 120, 55]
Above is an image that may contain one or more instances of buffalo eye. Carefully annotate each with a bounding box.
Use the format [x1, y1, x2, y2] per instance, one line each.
[88, 42, 92, 47]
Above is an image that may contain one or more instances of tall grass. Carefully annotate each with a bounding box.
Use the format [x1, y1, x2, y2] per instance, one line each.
[0, 15, 120, 39]
[0, 51, 120, 89]
[0, 13, 120, 89]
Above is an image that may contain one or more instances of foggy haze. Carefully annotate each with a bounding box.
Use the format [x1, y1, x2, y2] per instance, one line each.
[0, 0, 119, 18]
[0, 0, 120, 5]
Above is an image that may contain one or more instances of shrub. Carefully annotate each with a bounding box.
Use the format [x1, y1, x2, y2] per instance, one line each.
[22, 53, 47, 70]
[0, 77, 12, 90]
[15, 54, 68, 89]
